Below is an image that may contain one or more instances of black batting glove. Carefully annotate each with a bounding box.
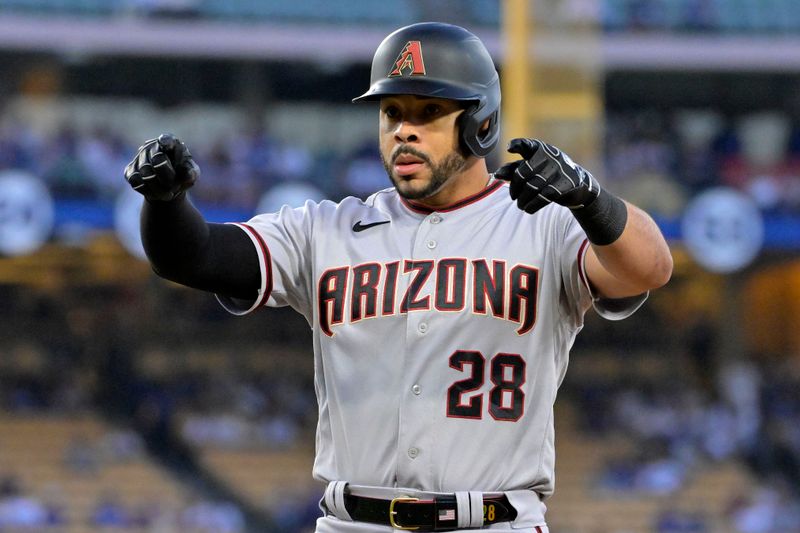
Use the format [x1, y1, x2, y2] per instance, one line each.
[496, 138, 627, 245]
[495, 138, 600, 214]
[124, 133, 200, 202]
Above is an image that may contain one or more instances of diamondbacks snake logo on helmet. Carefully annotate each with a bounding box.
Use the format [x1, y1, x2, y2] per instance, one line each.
[388, 41, 427, 77]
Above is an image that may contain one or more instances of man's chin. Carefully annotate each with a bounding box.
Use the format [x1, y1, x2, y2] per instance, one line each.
[394, 180, 440, 201]
[391, 174, 430, 199]
[389, 165, 452, 202]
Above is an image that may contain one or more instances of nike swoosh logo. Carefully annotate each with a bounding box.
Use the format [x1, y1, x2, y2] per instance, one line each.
[352, 220, 390, 232]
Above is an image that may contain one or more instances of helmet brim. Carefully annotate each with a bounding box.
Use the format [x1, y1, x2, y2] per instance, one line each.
[352, 78, 484, 104]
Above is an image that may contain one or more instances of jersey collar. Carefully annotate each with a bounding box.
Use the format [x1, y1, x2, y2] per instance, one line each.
[400, 179, 504, 215]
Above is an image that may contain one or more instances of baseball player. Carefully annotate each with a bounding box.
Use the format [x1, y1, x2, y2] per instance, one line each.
[124, 22, 672, 533]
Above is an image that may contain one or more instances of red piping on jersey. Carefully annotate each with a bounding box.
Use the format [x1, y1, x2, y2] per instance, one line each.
[240, 223, 273, 309]
[576, 238, 590, 292]
[401, 180, 503, 214]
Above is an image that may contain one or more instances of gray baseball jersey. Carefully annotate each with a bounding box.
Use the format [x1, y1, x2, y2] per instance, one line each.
[218, 179, 644, 501]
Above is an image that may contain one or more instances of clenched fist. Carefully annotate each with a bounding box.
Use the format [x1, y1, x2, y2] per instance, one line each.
[124, 133, 200, 202]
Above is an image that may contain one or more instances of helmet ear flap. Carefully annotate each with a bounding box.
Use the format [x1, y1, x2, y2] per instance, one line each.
[456, 104, 479, 157]
[459, 102, 500, 158]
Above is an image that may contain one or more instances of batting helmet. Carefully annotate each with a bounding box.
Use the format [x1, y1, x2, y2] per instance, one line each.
[353, 22, 501, 158]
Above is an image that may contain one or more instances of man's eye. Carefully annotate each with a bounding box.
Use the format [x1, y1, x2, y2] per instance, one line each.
[424, 104, 441, 116]
[384, 107, 400, 118]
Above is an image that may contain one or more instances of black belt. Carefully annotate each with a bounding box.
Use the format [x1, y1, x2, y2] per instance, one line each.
[341, 493, 517, 531]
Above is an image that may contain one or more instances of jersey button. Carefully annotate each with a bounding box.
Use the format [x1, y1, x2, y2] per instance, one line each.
[412, 384, 421, 395]
[430, 215, 442, 224]
[418, 323, 428, 334]
[408, 447, 419, 459]
[426, 240, 437, 249]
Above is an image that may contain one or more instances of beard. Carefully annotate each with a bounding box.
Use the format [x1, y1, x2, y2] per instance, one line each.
[382, 145, 468, 201]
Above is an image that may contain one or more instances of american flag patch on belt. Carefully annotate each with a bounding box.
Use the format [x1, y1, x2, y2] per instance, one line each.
[439, 509, 455, 521]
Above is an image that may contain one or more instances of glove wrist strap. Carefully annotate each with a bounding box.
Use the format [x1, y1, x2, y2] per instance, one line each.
[571, 189, 627, 245]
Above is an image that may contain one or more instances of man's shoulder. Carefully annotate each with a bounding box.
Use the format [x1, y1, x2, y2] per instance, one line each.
[296, 188, 397, 226]
[362, 186, 399, 208]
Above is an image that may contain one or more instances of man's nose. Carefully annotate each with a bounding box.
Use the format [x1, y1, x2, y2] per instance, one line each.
[394, 120, 419, 144]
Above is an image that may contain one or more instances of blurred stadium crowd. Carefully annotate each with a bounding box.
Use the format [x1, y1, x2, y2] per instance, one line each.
[2, 108, 799, 217]
[567, 325, 800, 532]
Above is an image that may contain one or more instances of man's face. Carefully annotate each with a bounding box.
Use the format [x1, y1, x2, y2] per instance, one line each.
[379, 95, 468, 202]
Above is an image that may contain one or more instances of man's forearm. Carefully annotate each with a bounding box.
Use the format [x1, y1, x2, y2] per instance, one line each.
[140, 196, 260, 300]
[141, 195, 211, 281]
[587, 202, 673, 298]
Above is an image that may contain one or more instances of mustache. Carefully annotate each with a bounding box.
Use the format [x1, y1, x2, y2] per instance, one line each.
[391, 145, 432, 166]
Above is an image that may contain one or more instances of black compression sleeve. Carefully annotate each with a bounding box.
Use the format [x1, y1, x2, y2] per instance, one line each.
[140, 196, 261, 300]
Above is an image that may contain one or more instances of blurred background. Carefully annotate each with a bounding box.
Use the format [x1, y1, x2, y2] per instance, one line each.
[0, 0, 798, 532]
